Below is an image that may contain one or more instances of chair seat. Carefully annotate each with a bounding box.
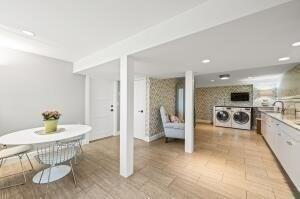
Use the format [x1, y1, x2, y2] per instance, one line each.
[164, 122, 185, 130]
[0, 145, 33, 159]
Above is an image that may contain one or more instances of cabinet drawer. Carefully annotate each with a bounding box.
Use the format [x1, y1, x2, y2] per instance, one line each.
[279, 123, 300, 142]
[286, 136, 300, 191]
[276, 129, 300, 191]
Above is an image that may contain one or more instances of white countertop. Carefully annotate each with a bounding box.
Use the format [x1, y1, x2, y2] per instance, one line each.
[261, 111, 300, 131]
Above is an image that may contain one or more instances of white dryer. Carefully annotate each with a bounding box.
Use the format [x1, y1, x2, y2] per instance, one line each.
[231, 107, 252, 130]
[214, 107, 232, 128]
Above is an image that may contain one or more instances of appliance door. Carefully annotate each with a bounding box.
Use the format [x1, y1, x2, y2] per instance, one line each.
[216, 111, 230, 123]
[233, 111, 250, 124]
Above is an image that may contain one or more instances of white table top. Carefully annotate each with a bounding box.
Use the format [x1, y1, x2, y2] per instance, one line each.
[0, 125, 92, 145]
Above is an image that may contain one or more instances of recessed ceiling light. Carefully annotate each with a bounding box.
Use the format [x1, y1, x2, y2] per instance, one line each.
[202, 59, 210, 63]
[292, 41, 300, 47]
[219, 74, 230, 80]
[210, 80, 215, 82]
[22, 30, 35, 37]
[278, 57, 290, 62]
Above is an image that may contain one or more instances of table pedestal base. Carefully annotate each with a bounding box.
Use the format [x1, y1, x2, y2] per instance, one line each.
[32, 165, 71, 184]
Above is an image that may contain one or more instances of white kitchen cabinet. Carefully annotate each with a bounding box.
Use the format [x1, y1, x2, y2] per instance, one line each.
[272, 120, 281, 156]
[261, 113, 300, 191]
[268, 119, 276, 152]
[290, 140, 300, 190]
[261, 113, 267, 137]
[277, 129, 293, 173]
[281, 126, 300, 190]
[264, 116, 274, 148]
[262, 113, 269, 140]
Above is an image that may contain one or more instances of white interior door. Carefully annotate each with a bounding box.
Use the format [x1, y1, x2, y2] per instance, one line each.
[90, 78, 114, 141]
[134, 79, 146, 140]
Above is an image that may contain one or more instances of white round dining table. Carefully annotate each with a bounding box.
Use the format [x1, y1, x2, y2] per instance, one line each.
[0, 124, 92, 184]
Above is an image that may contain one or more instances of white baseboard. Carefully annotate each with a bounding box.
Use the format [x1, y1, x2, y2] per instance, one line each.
[196, 119, 212, 124]
[144, 132, 165, 142]
[115, 131, 120, 136]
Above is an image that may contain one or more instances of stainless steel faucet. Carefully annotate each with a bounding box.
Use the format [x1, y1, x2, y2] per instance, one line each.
[295, 102, 299, 119]
[273, 100, 285, 114]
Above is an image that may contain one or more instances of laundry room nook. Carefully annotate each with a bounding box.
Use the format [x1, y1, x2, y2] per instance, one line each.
[214, 106, 252, 130]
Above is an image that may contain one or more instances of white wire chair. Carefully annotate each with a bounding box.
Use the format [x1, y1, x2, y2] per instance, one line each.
[35, 137, 83, 197]
[0, 144, 34, 189]
[64, 135, 84, 165]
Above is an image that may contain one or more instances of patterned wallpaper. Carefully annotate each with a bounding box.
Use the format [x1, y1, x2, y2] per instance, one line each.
[195, 85, 253, 121]
[253, 87, 277, 107]
[148, 78, 179, 136]
[277, 65, 300, 98]
[277, 65, 300, 115]
[144, 78, 150, 137]
[144, 65, 299, 135]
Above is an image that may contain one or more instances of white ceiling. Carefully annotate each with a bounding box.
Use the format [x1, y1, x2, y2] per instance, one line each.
[1, 0, 299, 86]
[80, 0, 300, 88]
[194, 63, 297, 88]
[0, 0, 206, 62]
[81, 59, 299, 89]
[131, 0, 300, 77]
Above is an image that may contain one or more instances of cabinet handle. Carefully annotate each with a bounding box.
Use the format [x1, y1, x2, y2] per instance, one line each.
[286, 141, 293, 146]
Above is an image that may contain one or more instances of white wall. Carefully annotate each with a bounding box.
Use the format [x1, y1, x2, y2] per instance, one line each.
[0, 47, 85, 135]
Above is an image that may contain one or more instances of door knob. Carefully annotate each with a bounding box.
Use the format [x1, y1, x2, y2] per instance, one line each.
[110, 109, 114, 112]
[138, 110, 144, 113]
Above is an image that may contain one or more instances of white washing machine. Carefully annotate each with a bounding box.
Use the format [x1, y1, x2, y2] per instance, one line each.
[231, 107, 252, 130]
[214, 107, 232, 128]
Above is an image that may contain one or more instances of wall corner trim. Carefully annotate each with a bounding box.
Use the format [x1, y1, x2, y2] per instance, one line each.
[144, 132, 165, 142]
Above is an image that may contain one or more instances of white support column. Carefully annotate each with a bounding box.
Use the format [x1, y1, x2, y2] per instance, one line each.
[119, 55, 134, 177]
[84, 75, 90, 144]
[185, 71, 194, 153]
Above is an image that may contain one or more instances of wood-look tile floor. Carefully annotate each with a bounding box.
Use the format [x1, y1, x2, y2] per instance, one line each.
[1, 124, 299, 199]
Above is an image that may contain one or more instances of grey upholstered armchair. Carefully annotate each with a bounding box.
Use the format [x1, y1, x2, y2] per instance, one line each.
[160, 106, 185, 142]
